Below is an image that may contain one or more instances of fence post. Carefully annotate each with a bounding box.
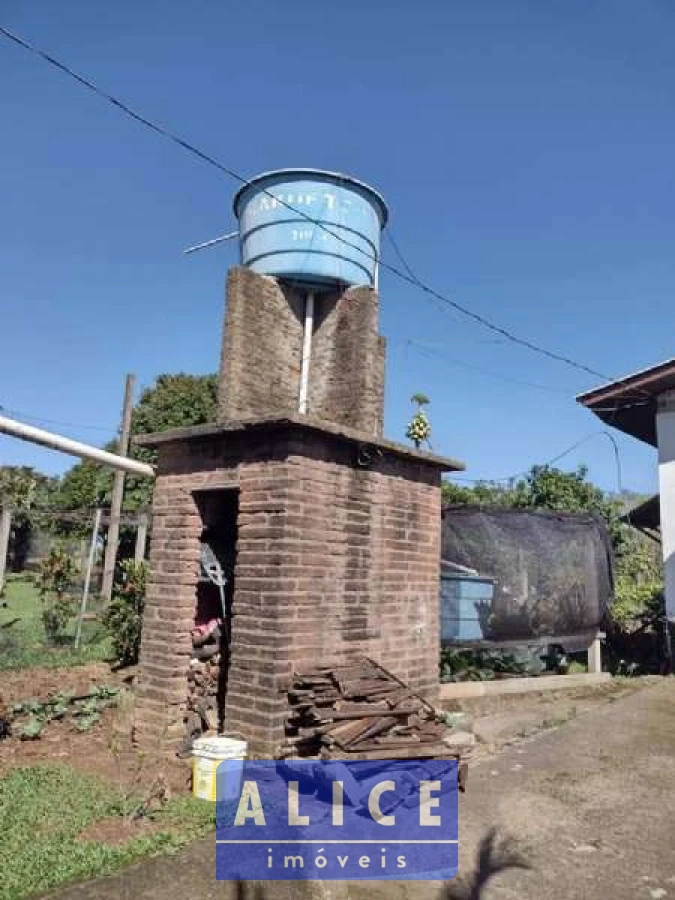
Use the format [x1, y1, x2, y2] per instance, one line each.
[587, 634, 602, 674]
[75, 507, 102, 650]
[134, 512, 148, 565]
[0, 506, 12, 595]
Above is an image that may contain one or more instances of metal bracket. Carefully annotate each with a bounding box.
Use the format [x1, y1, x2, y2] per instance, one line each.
[356, 444, 383, 468]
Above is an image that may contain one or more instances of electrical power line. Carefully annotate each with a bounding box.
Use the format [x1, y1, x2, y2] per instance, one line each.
[0, 23, 625, 386]
[384, 227, 620, 384]
[386, 231, 502, 345]
[408, 340, 574, 394]
[0, 406, 116, 434]
[451, 430, 625, 489]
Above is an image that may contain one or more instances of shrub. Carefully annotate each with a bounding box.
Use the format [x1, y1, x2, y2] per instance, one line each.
[612, 577, 664, 630]
[439, 646, 545, 682]
[103, 560, 146, 667]
[38, 547, 77, 644]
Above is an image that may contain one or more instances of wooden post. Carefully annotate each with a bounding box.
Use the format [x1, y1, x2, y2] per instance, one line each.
[587, 634, 602, 674]
[75, 507, 102, 650]
[79, 537, 89, 571]
[134, 512, 148, 564]
[0, 506, 11, 594]
[101, 373, 136, 601]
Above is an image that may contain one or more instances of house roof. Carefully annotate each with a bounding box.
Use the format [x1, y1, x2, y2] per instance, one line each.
[621, 493, 660, 531]
[576, 357, 675, 447]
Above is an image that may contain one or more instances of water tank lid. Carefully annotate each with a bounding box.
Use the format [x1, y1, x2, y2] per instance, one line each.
[232, 168, 388, 227]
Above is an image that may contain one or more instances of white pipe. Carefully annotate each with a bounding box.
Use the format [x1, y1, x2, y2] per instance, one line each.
[0, 414, 155, 478]
[298, 291, 314, 415]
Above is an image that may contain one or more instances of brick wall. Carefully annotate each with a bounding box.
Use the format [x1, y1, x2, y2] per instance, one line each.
[308, 286, 385, 436]
[218, 267, 304, 423]
[217, 267, 385, 437]
[134, 423, 444, 755]
[133, 435, 244, 746]
[133, 474, 203, 747]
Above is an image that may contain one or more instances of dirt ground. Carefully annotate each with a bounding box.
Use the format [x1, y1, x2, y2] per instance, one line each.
[1, 661, 116, 706]
[46, 677, 675, 900]
[1, 662, 652, 802]
[77, 815, 175, 847]
[0, 662, 192, 793]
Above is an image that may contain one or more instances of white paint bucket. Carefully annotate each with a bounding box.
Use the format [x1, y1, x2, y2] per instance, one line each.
[191, 735, 247, 802]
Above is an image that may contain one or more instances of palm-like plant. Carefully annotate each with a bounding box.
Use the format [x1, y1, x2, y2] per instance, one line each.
[406, 393, 432, 449]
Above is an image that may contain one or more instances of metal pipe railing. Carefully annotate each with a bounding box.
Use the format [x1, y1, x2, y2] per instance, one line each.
[0, 413, 155, 478]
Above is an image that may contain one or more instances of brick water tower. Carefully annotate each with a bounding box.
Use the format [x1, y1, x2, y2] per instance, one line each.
[133, 169, 465, 755]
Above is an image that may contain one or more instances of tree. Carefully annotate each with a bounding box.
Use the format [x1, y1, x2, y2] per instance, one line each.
[442, 464, 662, 632]
[444, 464, 621, 537]
[130, 373, 218, 436]
[0, 466, 58, 513]
[56, 373, 218, 514]
[56, 456, 112, 512]
[512, 465, 625, 552]
[442, 479, 517, 508]
[102, 559, 147, 666]
[0, 466, 59, 570]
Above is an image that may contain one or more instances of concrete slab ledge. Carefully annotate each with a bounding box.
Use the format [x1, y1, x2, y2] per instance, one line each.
[133, 413, 465, 471]
[439, 672, 612, 700]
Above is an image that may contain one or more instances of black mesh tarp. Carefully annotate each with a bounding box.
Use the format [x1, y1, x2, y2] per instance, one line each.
[441, 506, 614, 650]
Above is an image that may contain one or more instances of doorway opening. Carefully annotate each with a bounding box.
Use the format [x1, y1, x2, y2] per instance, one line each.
[192, 489, 239, 732]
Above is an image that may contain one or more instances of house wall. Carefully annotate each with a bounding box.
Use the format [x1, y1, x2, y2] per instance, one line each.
[657, 389, 675, 621]
[133, 426, 443, 755]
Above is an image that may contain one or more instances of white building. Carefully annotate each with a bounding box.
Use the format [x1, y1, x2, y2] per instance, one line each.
[577, 358, 675, 621]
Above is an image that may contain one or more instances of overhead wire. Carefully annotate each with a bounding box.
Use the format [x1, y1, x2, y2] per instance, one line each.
[0, 406, 116, 434]
[451, 430, 626, 489]
[386, 230, 504, 344]
[407, 340, 574, 394]
[0, 23, 632, 387]
[385, 224, 655, 404]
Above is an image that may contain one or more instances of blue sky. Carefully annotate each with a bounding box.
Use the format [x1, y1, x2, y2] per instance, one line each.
[1, 0, 673, 493]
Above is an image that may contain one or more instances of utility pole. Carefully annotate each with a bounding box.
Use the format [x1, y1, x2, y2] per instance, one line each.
[101, 374, 135, 602]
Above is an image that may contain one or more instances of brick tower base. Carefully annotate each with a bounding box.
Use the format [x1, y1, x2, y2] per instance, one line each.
[133, 417, 461, 756]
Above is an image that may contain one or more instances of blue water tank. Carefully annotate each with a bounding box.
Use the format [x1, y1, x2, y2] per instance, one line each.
[440, 575, 495, 643]
[233, 169, 388, 290]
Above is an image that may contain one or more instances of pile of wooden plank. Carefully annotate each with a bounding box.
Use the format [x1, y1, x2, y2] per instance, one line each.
[283, 658, 465, 766]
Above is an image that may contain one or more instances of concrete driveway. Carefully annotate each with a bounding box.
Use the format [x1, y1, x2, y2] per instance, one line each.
[48, 678, 675, 900]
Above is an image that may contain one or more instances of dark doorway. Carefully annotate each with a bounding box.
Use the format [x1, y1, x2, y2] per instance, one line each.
[194, 489, 239, 730]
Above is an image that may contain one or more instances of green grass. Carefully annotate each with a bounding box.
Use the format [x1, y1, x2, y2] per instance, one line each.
[0, 576, 112, 671]
[0, 765, 215, 900]
[567, 660, 588, 674]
